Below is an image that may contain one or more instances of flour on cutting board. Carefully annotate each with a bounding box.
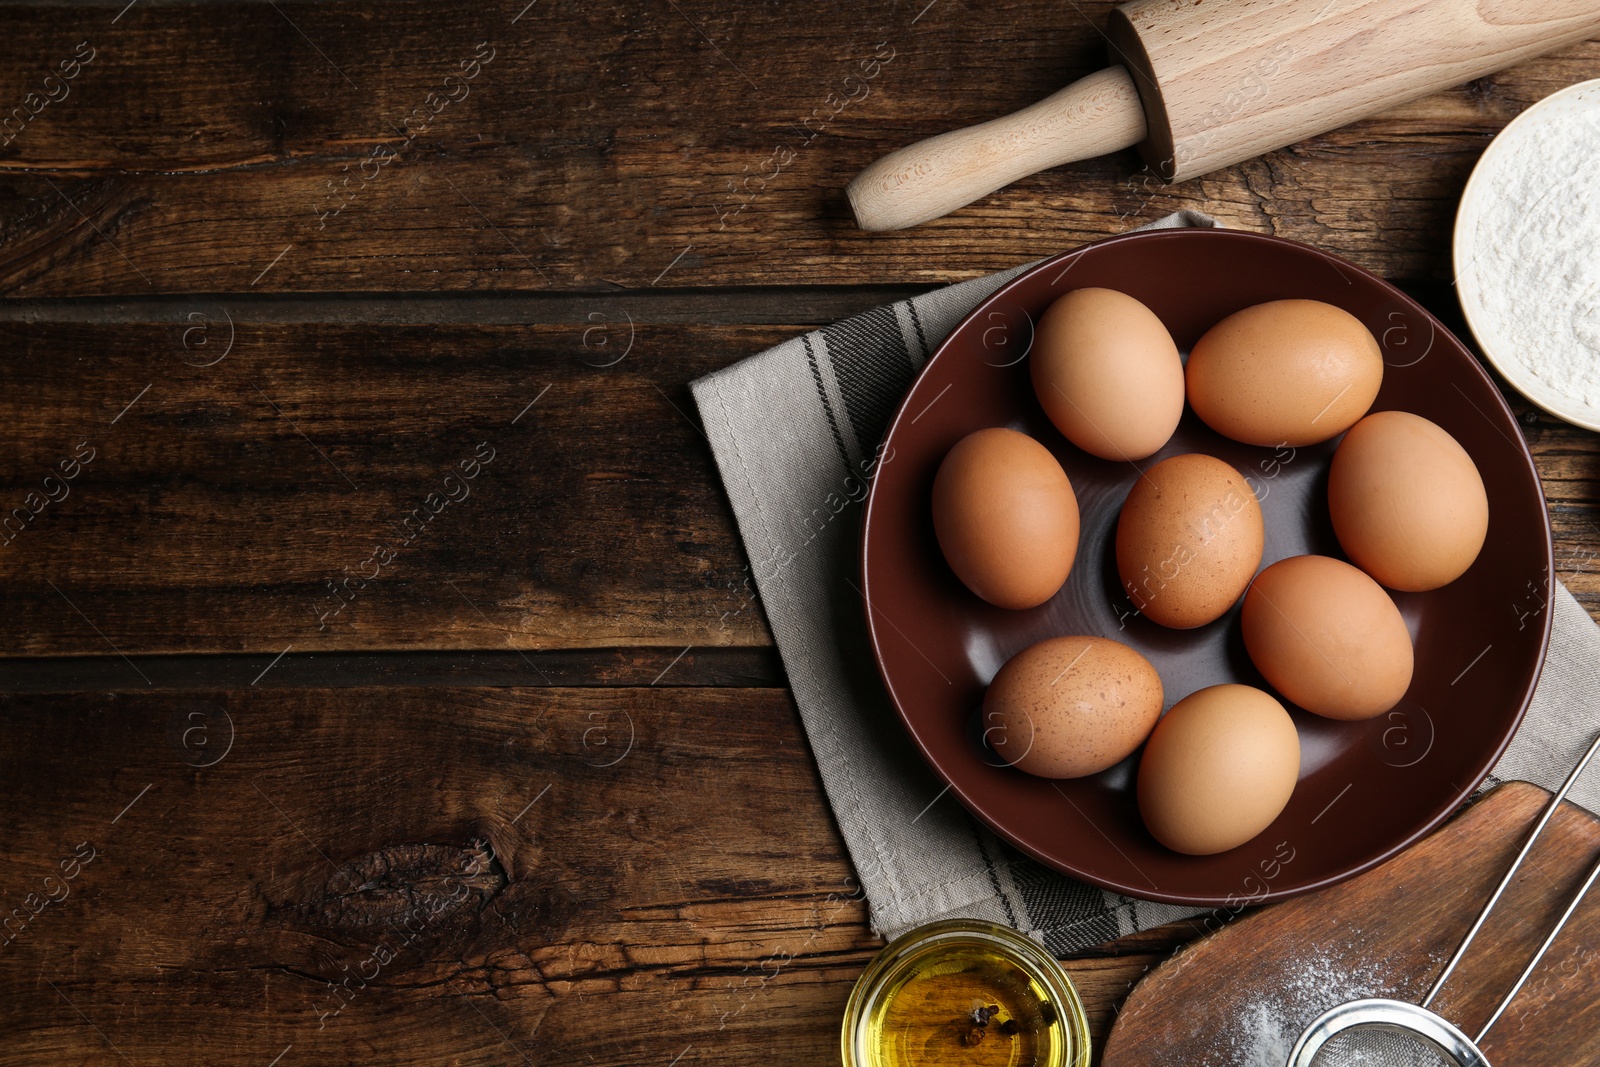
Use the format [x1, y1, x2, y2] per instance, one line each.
[1165, 946, 1434, 1067]
[1468, 99, 1600, 406]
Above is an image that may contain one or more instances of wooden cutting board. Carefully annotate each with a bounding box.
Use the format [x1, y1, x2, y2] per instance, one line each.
[1101, 782, 1600, 1067]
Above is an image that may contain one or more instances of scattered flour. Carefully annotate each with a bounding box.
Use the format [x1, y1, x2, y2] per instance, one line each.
[1467, 85, 1600, 408]
[1229, 950, 1391, 1067]
[1157, 946, 1444, 1067]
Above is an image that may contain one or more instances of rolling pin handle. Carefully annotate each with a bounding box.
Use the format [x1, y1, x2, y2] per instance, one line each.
[845, 65, 1147, 232]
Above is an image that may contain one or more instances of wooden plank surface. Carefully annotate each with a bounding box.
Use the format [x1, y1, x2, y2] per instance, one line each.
[0, 2, 1597, 1065]
[0, 320, 779, 656]
[0, 2, 1595, 294]
[0, 648, 789, 691]
[0, 685, 1188, 1065]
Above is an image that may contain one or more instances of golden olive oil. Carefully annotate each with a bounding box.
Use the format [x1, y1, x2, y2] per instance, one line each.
[842, 920, 1089, 1067]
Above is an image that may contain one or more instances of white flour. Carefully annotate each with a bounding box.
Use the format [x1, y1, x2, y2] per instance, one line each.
[1468, 94, 1600, 407]
[1163, 946, 1437, 1067]
[1230, 950, 1389, 1067]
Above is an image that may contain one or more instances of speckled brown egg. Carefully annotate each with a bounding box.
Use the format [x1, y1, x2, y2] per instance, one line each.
[1115, 454, 1265, 629]
[1329, 411, 1489, 592]
[1186, 299, 1383, 447]
[1030, 288, 1186, 461]
[1137, 684, 1301, 856]
[1242, 554, 1414, 721]
[932, 427, 1080, 610]
[984, 636, 1164, 779]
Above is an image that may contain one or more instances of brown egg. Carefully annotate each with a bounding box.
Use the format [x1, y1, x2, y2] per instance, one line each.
[1030, 288, 1185, 461]
[1115, 454, 1265, 629]
[1329, 411, 1489, 592]
[1242, 555, 1414, 721]
[985, 636, 1164, 779]
[1137, 684, 1301, 856]
[931, 428, 1080, 610]
[1186, 299, 1383, 447]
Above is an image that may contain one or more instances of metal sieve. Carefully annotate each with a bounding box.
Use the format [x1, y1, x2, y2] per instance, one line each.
[1287, 730, 1600, 1067]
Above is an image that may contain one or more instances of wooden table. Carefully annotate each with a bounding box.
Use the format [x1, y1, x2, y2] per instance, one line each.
[0, 3, 1596, 1063]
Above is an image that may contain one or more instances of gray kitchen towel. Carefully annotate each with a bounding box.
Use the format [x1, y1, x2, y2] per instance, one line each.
[690, 211, 1600, 951]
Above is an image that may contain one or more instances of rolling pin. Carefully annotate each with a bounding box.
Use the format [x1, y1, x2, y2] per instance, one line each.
[847, 0, 1600, 231]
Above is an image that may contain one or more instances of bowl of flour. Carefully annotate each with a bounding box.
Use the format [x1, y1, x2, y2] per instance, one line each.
[1456, 78, 1600, 431]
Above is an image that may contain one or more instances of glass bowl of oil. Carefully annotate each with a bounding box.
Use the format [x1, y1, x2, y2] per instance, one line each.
[841, 918, 1091, 1067]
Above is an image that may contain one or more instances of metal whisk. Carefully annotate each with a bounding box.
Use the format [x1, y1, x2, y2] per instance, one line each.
[1287, 731, 1600, 1067]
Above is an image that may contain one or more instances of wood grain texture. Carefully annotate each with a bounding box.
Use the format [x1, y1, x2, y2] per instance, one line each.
[0, 3, 1594, 1065]
[0, 2, 1594, 293]
[0, 321, 783, 656]
[1102, 783, 1600, 1067]
[0, 647, 789, 691]
[0, 685, 1186, 1066]
[1112, 0, 1600, 179]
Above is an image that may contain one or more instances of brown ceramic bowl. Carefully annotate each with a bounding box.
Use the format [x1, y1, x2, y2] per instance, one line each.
[861, 228, 1552, 907]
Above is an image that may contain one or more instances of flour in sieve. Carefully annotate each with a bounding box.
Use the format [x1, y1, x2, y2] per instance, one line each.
[1468, 101, 1600, 407]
